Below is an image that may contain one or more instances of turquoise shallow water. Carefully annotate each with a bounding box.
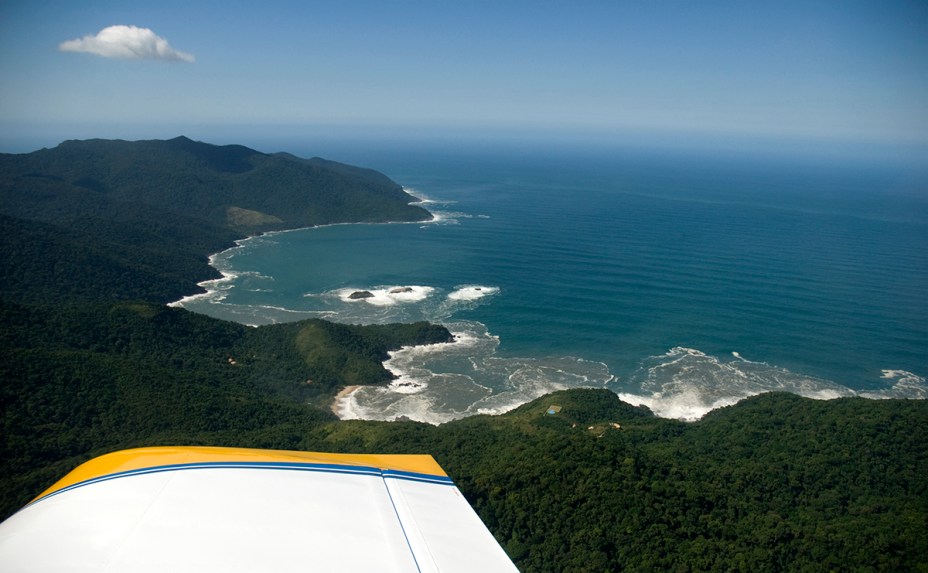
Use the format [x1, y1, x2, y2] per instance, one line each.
[174, 142, 928, 422]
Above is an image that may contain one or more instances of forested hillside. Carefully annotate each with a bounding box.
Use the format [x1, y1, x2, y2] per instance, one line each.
[0, 136, 429, 233]
[1, 139, 925, 572]
[329, 390, 928, 571]
[0, 137, 429, 304]
[0, 137, 450, 516]
[0, 300, 451, 520]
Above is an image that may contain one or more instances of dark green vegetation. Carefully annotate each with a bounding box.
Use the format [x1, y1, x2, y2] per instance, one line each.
[0, 136, 428, 233]
[0, 136, 445, 516]
[0, 136, 429, 304]
[2, 139, 926, 572]
[0, 300, 450, 518]
[327, 391, 928, 572]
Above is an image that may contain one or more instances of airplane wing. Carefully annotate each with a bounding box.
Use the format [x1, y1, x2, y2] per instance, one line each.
[0, 446, 518, 572]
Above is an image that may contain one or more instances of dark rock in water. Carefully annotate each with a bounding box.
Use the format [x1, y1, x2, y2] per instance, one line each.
[348, 290, 375, 299]
[390, 287, 414, 294]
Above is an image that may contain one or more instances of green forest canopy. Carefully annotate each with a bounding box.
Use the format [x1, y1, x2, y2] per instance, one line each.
[1, 139, 925, 572]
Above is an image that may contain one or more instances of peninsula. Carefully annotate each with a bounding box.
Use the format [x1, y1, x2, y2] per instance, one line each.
[0, 136, 431, 303]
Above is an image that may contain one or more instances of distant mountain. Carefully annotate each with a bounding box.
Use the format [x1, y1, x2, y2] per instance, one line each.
[0, 137, 430, 304]
[0, 136, 429, 233]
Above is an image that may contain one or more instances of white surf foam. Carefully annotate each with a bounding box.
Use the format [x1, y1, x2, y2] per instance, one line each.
[403, 187, 446, 206]
[618, 391, 743, 422]
[618, 347, 857, 421]
[341, 341, 928, 424]
[879, 369, 925, 384]
[167, 232, 283, 310]
[169, 258, 242, 308]
[861, 369, 928, 399]
[425, 209, 471, 225]
[447, 285, 500, 301]
[471, 357, 612, 416]
[618, 348, 928, 421]
[403, 187, 467, 225]
[381, 336, 470, 395]
[336, 321, 613, 424]
[350, 338, 892, 424]
[336, 285, 436, 306]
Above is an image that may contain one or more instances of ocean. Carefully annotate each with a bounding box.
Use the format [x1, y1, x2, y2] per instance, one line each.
[173, 139, 928, 423]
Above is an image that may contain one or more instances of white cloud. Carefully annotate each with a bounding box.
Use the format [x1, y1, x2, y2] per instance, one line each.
[59, 25, 195, 62]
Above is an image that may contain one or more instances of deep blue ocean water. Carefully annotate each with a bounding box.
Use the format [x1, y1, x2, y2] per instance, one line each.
[174, 141, 928, 422]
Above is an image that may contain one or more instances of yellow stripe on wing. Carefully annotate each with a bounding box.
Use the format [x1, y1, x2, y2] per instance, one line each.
[34, 446, 447, 501]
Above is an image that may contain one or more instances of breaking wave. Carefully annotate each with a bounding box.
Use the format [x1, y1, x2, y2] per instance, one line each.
[335, 340, 927, 425]
[864, 370, 928, 399]
[617, 347, 927, 421]
[335, 320, 614, 425]
[406, 186, 475, 225]
[335, 285, 436, 306]
[448, 285, 500, 301]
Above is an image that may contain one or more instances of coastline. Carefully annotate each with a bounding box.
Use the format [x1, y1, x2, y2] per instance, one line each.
[331, 385, 361, 417]
[168, 188, 436, 311]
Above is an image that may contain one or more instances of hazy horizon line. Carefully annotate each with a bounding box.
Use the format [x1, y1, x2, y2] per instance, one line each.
[2, 120, 926, 167]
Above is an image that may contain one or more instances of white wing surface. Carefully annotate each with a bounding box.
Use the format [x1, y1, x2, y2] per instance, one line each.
[0, 446, 518, 572]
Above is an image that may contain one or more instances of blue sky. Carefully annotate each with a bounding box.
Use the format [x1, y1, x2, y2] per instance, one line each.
[0, 1, 926, 151]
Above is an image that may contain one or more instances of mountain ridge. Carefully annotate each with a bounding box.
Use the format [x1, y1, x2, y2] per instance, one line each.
[0, 136, 430, 235]
[0, 137, 430, 304]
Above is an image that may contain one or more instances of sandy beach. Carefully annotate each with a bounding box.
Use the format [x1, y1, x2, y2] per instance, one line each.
[331, 385, 361, 416]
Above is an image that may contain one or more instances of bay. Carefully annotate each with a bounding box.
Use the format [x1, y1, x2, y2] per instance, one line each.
[174, 141, 928, 422]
